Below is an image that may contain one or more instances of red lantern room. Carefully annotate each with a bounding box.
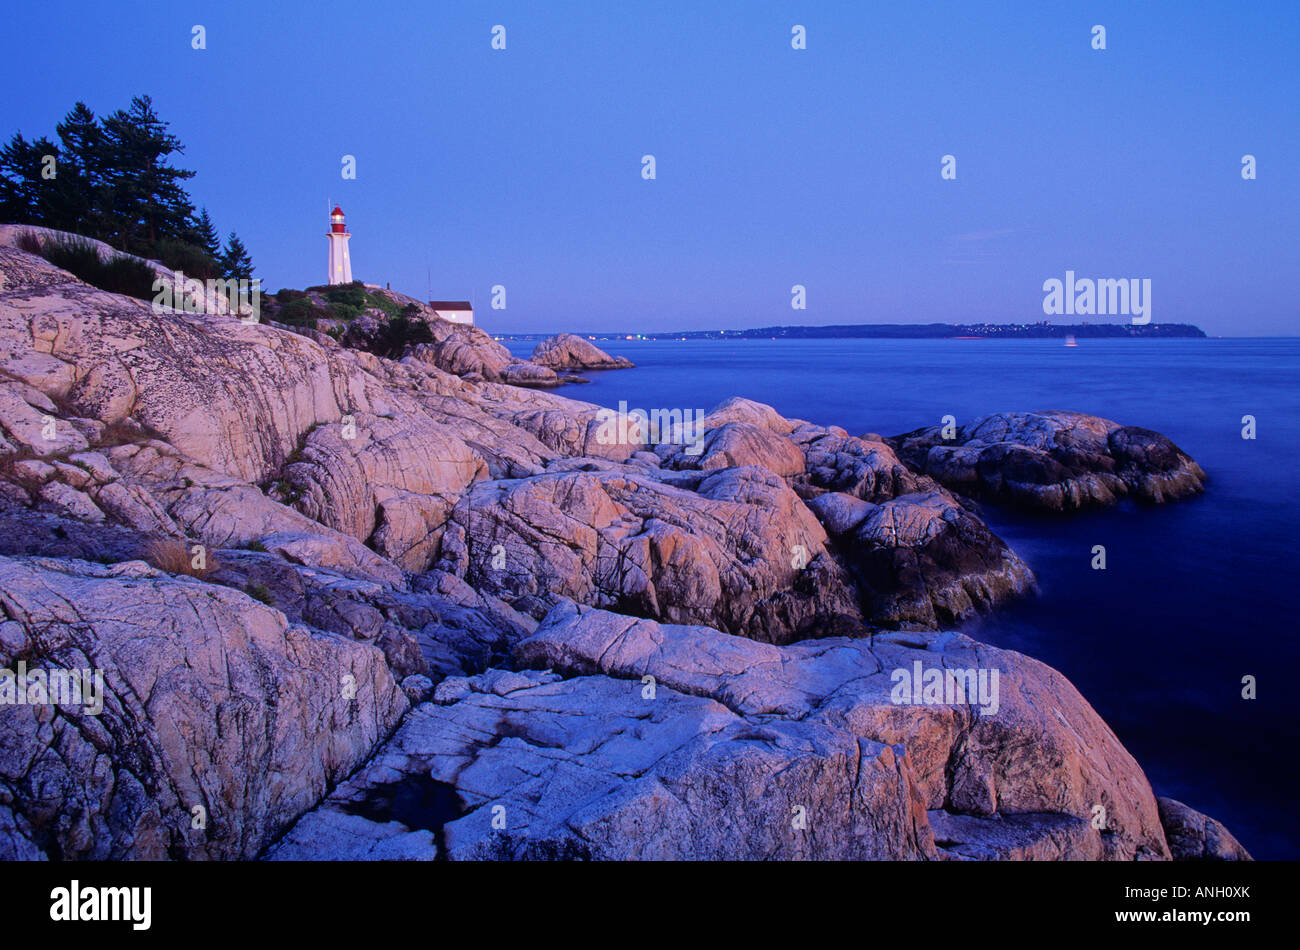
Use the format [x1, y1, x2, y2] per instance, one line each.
[330, 206, 347, 233]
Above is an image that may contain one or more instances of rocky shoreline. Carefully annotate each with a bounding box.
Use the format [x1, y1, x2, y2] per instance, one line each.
[0, 241, 1248, 860]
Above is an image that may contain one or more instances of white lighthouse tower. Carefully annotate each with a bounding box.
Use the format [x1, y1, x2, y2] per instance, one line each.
[327, 205, 352, 284]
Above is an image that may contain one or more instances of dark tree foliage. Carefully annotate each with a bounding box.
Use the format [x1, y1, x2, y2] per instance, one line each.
[0, 134, 61, 226]
[216, 232, 255, 282]
[0, 96, 253, 281]
[379, 309, 434, 358]
[195, 208, 221, 259]
[97, 96, 196, 252]
[51, 102, 102, 234]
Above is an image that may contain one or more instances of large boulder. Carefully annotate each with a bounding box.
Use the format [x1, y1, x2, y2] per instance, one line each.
[889, 411, 1206, 511]
[268, 603, 1175, 861]
[106, 439, 406, 586]
[281, 411, 486, 572]
[1156, 797, 1252, 861]
[499, 362, 561, 388]
[531, 333, 633, 370]
[681, 399, 930, 503]
[661, 401, 1032, 628]
[827, 490, 1034, 629]
[680, 401, 1033, 628]
[659, 421, 806, 478]
[477, 390, 652, 462]
[0, 555, 407, 860]
[437, 465, 866, 643]
[695, 396, 798, 435]
[406, 333, 510, 381]
[796, 431, 934, 502]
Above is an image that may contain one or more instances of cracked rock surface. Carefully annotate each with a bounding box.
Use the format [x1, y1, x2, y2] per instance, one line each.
[269, 603, 1170, 860]
[0, 555, 407, 859]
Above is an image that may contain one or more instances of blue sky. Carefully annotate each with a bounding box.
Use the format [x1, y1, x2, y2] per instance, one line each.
[2, 0, 1296, 334]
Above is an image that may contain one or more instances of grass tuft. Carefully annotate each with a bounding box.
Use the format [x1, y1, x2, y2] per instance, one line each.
[145, 536, 218, 577]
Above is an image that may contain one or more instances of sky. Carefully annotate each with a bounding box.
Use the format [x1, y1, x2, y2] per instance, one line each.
[1, 0, 1297, 335]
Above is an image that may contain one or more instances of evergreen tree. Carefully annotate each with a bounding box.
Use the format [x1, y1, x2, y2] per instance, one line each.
[99, 95, 196, 252]
[217, 232, 255, 282]
[52, 102, 103, 234]
[1, 96, 260, 285]
[0, 133, 64, 227]
[0, 132, 40, 223]
[195, 208, 221, 259]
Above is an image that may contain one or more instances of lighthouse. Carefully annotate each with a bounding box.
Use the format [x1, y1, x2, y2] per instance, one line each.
[327, 205, 352, 284]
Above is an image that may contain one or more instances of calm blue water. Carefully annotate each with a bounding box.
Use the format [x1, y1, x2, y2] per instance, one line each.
[507, 337, 1300, 859]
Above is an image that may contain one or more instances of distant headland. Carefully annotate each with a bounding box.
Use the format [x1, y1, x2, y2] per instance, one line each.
[502, 321, 1207, 342]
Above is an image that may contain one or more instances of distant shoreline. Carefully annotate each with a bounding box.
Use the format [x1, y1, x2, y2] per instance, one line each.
[499, 322, 1207, 342]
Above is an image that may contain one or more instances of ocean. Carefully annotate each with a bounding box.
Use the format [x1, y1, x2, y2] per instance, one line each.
[506, 336, 1300, 859]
